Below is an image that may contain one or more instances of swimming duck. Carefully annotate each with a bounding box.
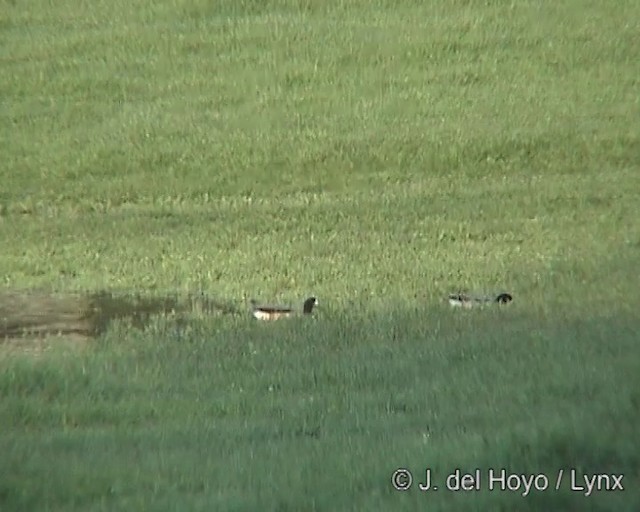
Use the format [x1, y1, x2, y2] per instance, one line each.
[448, 292, 513, 308]
[250, 296, 318, 321]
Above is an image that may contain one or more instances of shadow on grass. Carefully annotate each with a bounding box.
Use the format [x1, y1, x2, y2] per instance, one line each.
[0, 297, 638, 511]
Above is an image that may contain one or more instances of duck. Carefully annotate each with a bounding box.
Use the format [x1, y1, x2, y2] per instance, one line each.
[448, 292, 513, 309]
[250, 296, 318, 321]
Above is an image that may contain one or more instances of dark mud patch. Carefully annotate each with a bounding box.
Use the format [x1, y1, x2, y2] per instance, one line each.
[0, 290, 238, 347]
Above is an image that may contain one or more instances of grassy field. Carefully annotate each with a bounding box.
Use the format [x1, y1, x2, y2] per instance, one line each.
[1, 0, 639, 510]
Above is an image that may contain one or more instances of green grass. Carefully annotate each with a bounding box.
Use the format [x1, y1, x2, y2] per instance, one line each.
[1, 0, 639, 510]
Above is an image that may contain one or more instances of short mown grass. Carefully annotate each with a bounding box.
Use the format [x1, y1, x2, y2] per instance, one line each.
[1, 0, 639, 510]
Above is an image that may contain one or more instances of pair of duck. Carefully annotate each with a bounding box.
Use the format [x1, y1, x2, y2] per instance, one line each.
[250, 292, 513, 321]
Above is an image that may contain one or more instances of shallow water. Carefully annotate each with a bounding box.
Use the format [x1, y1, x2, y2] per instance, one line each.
[0, 290, 237, 342]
